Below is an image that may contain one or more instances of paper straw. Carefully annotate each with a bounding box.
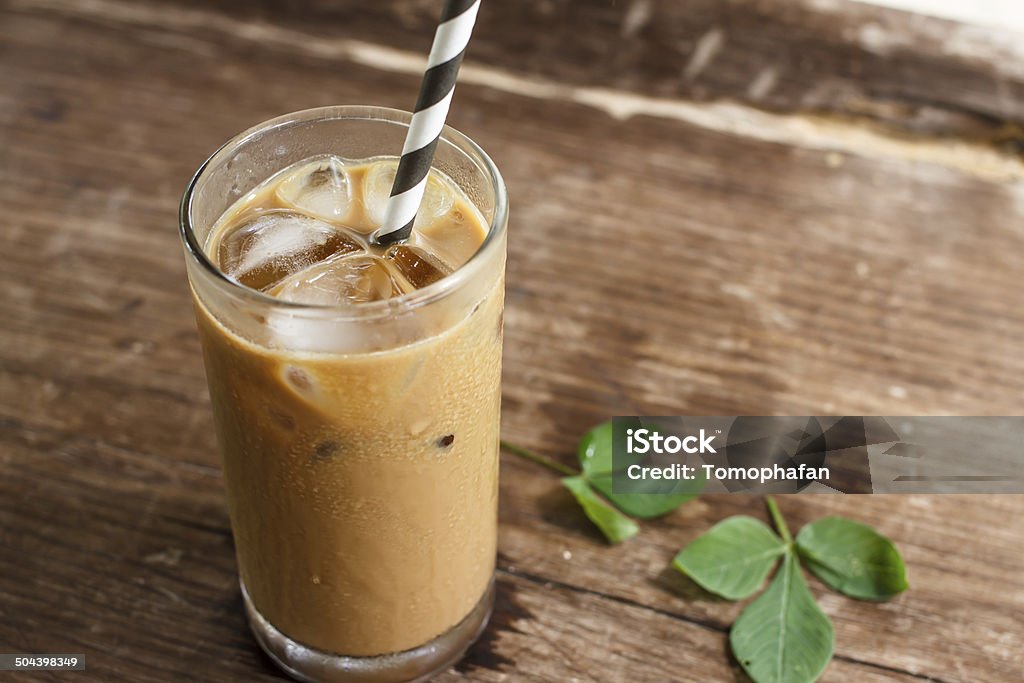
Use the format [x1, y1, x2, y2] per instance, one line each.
[373, 0, 481, 246]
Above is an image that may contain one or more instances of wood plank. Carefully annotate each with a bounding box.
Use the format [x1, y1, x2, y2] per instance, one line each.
[1, 2, 1022, 682]
[18, 0, 1024, 142]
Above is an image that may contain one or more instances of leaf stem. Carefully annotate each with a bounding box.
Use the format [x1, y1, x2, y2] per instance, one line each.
[500, 440, 577, 477]
[765, 496, 793, 545]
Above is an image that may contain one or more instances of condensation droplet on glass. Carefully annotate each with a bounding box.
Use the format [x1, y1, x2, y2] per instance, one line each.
[284, 365, 315, 394]
[408, 417, 430, 436]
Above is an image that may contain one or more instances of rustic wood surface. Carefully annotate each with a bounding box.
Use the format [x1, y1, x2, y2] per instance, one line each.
[2, 0, 1023, 681]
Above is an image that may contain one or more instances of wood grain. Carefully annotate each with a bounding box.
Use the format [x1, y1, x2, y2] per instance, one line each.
[1, 1, 1023, 681]
[43, 0, 1024, 143]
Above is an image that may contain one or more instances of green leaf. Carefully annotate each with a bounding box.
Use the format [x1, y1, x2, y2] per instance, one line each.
[796, 517, 909, 601]
[561, 476, 639, 544]
[673, 516, 787, 600]
[579, 421, 702, 519]
[731, 553, 834, 683]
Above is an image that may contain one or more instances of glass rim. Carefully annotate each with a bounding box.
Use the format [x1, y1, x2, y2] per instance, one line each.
[178, 105, 508, 315]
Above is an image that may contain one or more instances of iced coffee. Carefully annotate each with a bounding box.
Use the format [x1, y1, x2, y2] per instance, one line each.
[180, 107, 506, 682]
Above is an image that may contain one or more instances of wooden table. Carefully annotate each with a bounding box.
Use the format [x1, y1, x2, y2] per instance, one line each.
[2, 1, 1022, 681]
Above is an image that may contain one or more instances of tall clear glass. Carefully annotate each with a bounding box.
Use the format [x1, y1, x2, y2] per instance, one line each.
[179, 106, 507, 683]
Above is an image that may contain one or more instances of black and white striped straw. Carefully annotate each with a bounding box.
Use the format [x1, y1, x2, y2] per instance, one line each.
[373, 0, 481, 246]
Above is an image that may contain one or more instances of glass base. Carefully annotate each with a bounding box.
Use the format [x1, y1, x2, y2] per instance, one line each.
[242, 580, 494, 683]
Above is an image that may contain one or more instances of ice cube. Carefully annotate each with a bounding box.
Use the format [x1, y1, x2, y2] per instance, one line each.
[362, 160, 454, 230]
[276, 156, 352, 222]
[218, 211, 361, 291]
[412, 202, 488, 269]
[384, 244, 452, 289]
[272, 254, 405, 305]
